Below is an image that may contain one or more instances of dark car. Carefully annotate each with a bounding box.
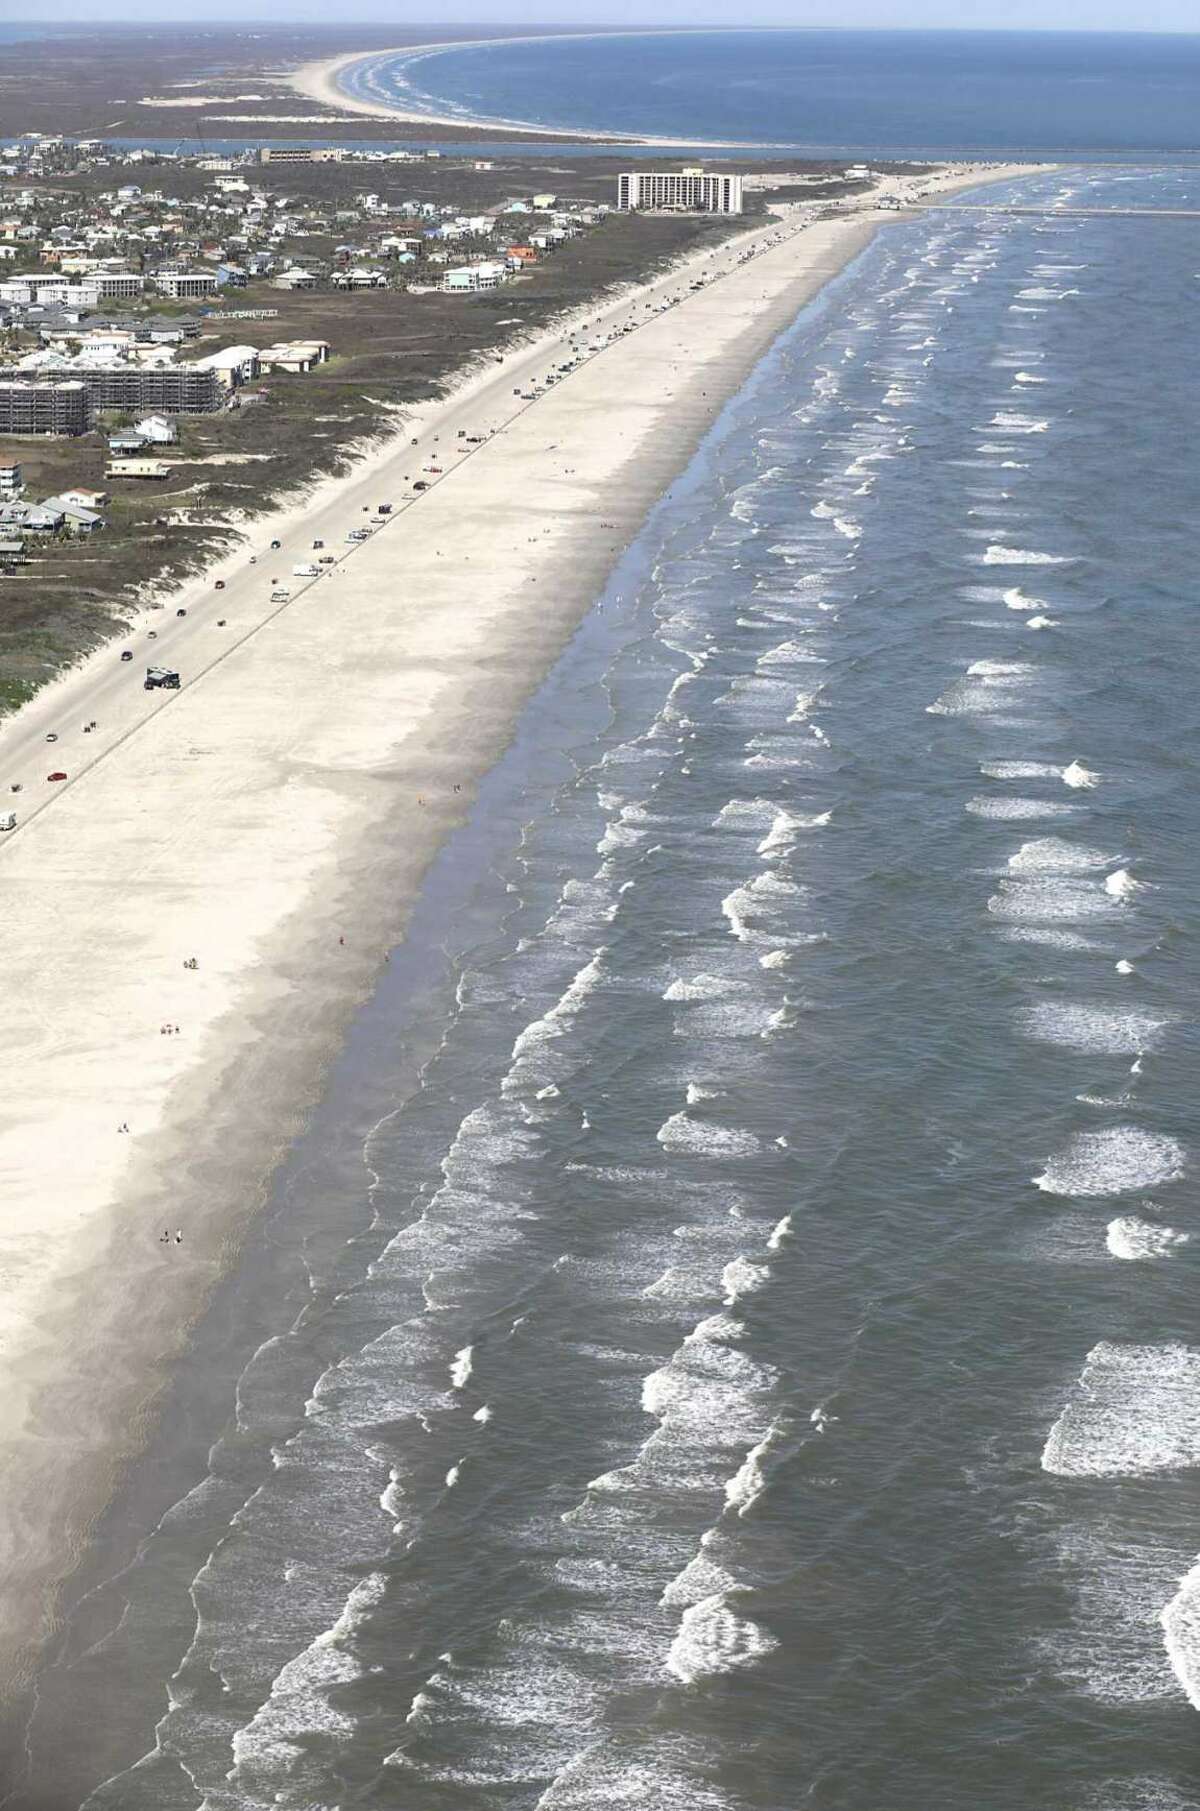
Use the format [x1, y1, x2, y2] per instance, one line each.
[47, 771, 67, 782]
[177, 608, 187, 617]
[413, 481, 429, 492]
[215, 579, 226, 591]
[270, 538, 281, 550]
[121, 650, 133, 662]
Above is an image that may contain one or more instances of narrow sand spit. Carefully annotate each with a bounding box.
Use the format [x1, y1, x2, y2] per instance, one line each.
[0, 168, 1032, 1702]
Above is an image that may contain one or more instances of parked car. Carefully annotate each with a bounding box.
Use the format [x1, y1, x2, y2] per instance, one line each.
[215, 579, 226, 590]
[313, 539, 324, 549]
[121, 650, 133, 662]
[177, 608, 187, 617]
[270, 539, 281, 550]
[47, 771, 67, 782]
[46, 732, 57, 743]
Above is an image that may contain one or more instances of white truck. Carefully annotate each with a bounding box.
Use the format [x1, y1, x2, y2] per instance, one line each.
[292, 563, 320, 578]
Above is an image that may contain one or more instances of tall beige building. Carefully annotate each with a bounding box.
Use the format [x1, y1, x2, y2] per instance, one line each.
[617, 168, 744, 215]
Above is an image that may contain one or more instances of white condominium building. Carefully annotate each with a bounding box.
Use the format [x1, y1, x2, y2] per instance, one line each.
[617, 168, 744, 215]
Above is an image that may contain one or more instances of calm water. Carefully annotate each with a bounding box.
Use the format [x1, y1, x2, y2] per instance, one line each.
[343, 29, 1200, 156]
[15, 165, 1200, 1808]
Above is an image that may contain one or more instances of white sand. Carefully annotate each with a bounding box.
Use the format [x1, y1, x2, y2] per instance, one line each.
[0, 168, 1033, 1697]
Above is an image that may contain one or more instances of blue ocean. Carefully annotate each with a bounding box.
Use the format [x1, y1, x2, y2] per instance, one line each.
[18, 160, 1200, 1809]
[342, 28, 1200, 157]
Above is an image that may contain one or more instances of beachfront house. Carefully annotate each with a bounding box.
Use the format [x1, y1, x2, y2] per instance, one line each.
[442, 262, 508, 294]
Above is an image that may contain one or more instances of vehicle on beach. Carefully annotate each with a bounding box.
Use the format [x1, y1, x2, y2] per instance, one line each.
[145, 666, 180, 691]
[270, 539, 281, 549]
[378, 504, 393, 515]
[177, 608, 187, 617]
[292, 563, 319, 578]
[46, 733, 57, 743]
[318, 555, 336, 565]
[0, 812, 16, 831]
[121, 648, 134, 661]
[270, 589, 290, 601]
[215, 579, 226, 590]
[346, 529, 368, 542]
[47, 771, 67, 783]
[412, 481, 429, 492]
[312, 539, 324, 549]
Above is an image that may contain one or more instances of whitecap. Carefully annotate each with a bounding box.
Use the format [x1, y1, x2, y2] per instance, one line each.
[665, 1595, 779, 1683]
[1042, 1343, 1200, 1476]
[1106, 1216, 1189, 1261]
[1035, 1127, 1185, 1197]
[1021, 1003, 1167, 1054]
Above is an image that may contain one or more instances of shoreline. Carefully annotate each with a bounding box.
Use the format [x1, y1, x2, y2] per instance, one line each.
[287, 32, 819, 146]
[0, 163, 1035, 1732]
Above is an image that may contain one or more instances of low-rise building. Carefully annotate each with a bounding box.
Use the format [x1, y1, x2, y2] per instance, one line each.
[442, 261, 507, 293]
[105, 457, 171, 480]
[257, 339, 330, 373]
[154, 270, 217, 301]
[0, 460, 23, 499]
[192, 343, 261, 389]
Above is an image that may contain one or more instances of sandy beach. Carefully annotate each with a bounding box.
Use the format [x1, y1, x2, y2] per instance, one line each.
[287, 34, 710, 140]
[0, 165, 1033, 1723]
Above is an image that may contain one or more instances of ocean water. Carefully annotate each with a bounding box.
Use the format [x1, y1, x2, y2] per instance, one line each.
[16, 165, 1200, 1809]
[341, 28, 1200, 156]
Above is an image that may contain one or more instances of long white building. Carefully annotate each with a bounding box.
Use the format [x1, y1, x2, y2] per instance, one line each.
[617, 168, 743, 215]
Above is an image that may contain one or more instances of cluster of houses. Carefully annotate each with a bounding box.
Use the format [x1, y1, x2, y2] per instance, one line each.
[0, 141, 615, 438]
[0, 461, 109, 565]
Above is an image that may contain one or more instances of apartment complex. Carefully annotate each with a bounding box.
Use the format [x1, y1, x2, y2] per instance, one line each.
[0, 365, 221, 415]
[617, 168, 744, 215]
[0, 380, 92, 436]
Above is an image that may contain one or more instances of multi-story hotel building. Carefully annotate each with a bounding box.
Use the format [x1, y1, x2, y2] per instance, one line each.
[617, 168, 744, 215]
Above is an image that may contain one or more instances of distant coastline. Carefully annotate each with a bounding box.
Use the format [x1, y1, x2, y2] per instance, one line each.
[286, 32, 784, 148]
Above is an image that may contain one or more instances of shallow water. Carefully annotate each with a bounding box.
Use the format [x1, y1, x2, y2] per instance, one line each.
[18, 165, 1200, 1809]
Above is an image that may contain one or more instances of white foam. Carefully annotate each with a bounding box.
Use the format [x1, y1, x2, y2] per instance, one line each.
[1035, 1127, 1185, 1197]
[663, 972, 732, 1002]
[1105, 868, 1143, 902]
[1062, 760, 1099, 789]
[1161, 1561, 1200, 1711]
[1003, 587, 1046, 610]
[969, 797, 1079, 820]
[450, 1346, 473, 1390]
[1106, 1216, 1189, 1261]
[657, 1114, 764, 1160]
[979, 760, 1062, 779]
[1021, 1003, 1166, 1054]
[1007, 838, 1113, 873]
[721, 1256, 768, 1303]
[665, 1595, 779, 1683]
[982, 546, 1071, 565]
[1042, 1343, 1200, 1476]
[757, 807, 829, 854]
